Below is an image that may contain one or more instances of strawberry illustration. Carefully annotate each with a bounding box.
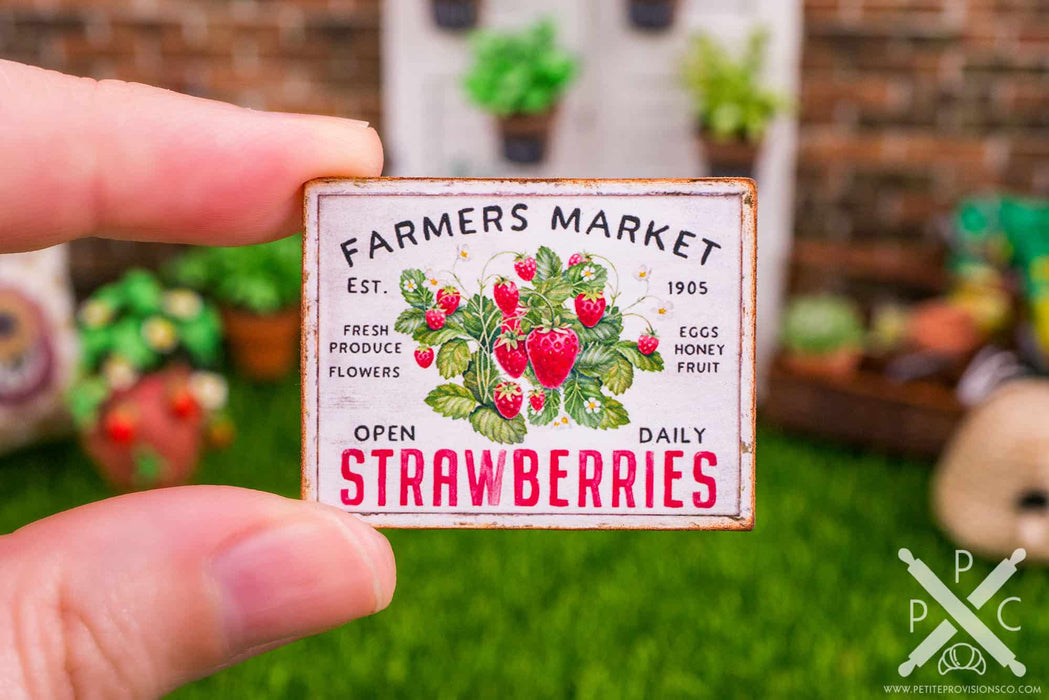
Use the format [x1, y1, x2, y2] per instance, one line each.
[425, 308, 446, 330]
[529, 390, 546, 413]
[103, 406, 137, 445]
[414, 346, 434, 368]
[501, 305, 526, 334]
[525, 326, 580, 388]
[574, 291, 607, 328]
[493, 381, 523, 419]
[493, 278, 519, 316]
[436, 286, 461, 315]
[493, 330, 528, 378]
[638, 332, 659, 355]
[514, 255, 537, 281]
[567, 252, 589, 267]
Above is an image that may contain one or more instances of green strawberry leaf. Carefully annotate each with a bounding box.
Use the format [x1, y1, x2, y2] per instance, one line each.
[574, 344, 620, 377]
[394, 308, 426, 334]
[436, 338, 471, 379]
[615, 341, 665, 372]
[600, 354, 634, 394]
[413, 327, 464, 346]
[463, 350, 499, 404]
[425, 383, 478, 420]
[566, 261, 607, 294]
[598, 395, 630, 430]
[534, 246, 562, 281]
[562, 374, 603, 429]
[567, 308, 622, 345]
[469, 406, 527, 444]
[112, 318, 158, 370]
[399, 269, 434, 309]
[525, 276, 574, 306]
[527, 387, 560, 425]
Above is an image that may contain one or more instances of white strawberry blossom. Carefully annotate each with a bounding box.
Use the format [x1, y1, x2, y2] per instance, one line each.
[455, 244, 471, 262]
[188, 371, 229, 411]
[163, 289, 203, 319]
[78, 300, 113, 329]
[583, 398, 602, 414]
[142, 317, 177, 352]
[103, 356, 138, 391]
[653, 299, 674, 319]
[634, 265, 651, 281]
[402, 278, 418, 293]
[423, 268, 441, 290]
[554, 415, 571, 428]
[581, 265, 597, 281]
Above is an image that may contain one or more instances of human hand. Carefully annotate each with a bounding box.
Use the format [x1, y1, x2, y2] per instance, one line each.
[0, 59, 395, 698]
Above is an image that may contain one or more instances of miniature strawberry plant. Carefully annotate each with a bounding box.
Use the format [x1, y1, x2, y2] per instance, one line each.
[397, 246, 666, 444]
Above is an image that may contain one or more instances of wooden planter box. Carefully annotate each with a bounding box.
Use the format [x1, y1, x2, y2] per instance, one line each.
[763, 359, 965, 458]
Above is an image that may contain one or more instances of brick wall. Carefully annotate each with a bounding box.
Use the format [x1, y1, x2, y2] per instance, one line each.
[798, 0, 1047, 251]
[0, 0, 382, 293]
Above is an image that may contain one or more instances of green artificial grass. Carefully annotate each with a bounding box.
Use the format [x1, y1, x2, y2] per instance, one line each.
[1, 376, 1046, 698]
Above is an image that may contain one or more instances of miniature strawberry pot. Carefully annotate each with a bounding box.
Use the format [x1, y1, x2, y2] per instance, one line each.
[628, 0, 678, 31]
[398, 245, 667, 442]
[67, 270, 232, 491]
[432, 0, 479, 30]
[780, 294, 866, 382]
[167, 234, 302, 382]
[463, 20, 577, 167]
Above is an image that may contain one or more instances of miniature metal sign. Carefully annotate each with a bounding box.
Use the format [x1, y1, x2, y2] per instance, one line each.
[303, 179, 756, 529]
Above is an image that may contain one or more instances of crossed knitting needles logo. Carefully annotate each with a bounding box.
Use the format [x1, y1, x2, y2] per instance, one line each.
[898, 548, 1026, 678]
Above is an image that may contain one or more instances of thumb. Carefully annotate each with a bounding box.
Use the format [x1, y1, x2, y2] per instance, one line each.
[0, 486, 395, 698]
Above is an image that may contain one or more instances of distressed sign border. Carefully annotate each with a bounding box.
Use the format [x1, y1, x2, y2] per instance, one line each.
[302, 178, 756, 530]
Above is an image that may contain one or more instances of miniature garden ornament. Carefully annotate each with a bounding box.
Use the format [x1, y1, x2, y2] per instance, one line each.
[681, 28, 785, 179]
[780, 294, 865, 381]
[168, 234, 302, 381]
[463, 20, 578, 165]
[303, 178, 757, 530]
[67, 270, 232, 491]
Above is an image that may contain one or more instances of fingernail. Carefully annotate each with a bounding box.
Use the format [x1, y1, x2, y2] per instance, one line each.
[211, 514, 394, 650]
[271, 111, 370, 129]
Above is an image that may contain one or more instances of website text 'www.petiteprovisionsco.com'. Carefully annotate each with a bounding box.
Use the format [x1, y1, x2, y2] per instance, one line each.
[883, 684, 1042, 695]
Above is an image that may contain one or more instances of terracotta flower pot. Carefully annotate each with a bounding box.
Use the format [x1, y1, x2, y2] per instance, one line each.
[432, 0, 479, 30]
[908, 301, 982, 358]
[627, 0, 678, 30]
[221, 306, 300, 381]
[697, 131, 761, 179]
[497, 110, 557, 165]
[82, 365, 204, 492]
[782, 348, 862, 382]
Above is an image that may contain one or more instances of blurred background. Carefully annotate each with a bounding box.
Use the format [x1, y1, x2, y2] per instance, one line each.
[0, 0, 1046, 696]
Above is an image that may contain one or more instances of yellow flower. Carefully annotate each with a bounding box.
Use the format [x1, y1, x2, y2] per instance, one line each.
[142, 317, 178, 352]
[188, 371, 229, 411]
[78, 300, 113, 329]
[103, 356, 138, 391]
[163, 289, 203, 320]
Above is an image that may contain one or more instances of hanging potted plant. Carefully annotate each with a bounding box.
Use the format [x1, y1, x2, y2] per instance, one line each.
[432, 0, 480, 31]
[463, 19, 578, 165]
[780, 294, 866, 381]
[66, 269, 232, 492]
[168, 235, 301, 381]
[681, 28, 784, 179]
[627, 0, 678, 31]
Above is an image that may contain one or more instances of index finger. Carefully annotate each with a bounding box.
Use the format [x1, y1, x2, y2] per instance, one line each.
[0, 60, 383, 253]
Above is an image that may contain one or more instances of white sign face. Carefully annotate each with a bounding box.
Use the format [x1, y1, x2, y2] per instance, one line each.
[303, 179, 755, 529]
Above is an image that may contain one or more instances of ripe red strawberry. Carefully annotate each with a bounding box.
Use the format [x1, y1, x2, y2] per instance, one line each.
[574, 291, 607, 328]
[425, 308, 446, 330]
[501, 305, 526, 334]
[493, 331, 528, 378]
[170, 387, 199, 419]
[493, 278, 519, 315]
[436, 286, 461, 315]
[529, 390, 546, 413]
[493, 381, 523, 419]
[414, 346, 434, 368]
[514, 255, 537, 281]
[103, 407, 137, 445]
[525, 326, 580, 388]
[638, 332, 659, 355]
[567, 252, 588, 267]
